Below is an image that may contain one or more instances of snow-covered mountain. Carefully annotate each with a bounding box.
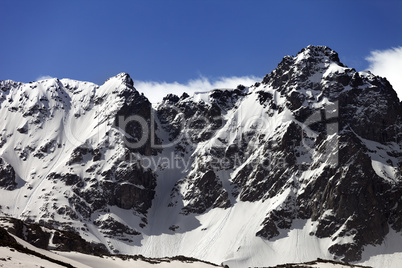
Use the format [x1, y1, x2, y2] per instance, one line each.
[0, 46, 401, 268]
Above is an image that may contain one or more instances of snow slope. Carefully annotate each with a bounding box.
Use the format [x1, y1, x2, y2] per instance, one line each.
[0, 233, 219, 268]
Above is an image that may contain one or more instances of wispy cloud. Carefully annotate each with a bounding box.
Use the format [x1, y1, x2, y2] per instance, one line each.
[366, 47, 402, 101]
[36, 75, 54, 81]
[134, 75, 261, 103]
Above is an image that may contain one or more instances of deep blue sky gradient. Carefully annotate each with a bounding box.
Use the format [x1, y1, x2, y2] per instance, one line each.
[1, 0, 401, 85]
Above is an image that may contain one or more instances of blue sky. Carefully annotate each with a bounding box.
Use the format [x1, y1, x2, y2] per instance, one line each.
[1, 0, 402, 101]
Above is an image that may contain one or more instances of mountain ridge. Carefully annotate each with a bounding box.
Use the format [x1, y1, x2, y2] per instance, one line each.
[0, 45, 401, 268]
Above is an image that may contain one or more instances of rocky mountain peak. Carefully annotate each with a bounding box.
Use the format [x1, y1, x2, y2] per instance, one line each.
[261, 45, 347, 92]
[114, 72, 134, 88]
[98, 72, 136, 99]
[296, 45, 342, 64]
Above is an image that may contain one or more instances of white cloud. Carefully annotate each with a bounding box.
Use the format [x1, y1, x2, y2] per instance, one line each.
[134, 75, 261, 103]
[366, 47, 402, 101]
[36, 75, 54, 81]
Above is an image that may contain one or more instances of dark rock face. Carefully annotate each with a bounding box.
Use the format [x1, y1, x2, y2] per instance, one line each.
[163, 93, 180, 103]
[172, 170, 231, 215]
[337, 79, 401, 144]
[0, 158, 17, 190]
[157, 88, 246, 151]
[0, 226, 18, 247]
[291, 132, 398, 261]
[47, 163, 156, 220]
[93, 215, 141, 239]
[66, 145, 104, 165]
[48, 172, 81, 186]
[33, 140, 59, 159]
[250, 46, 402, 262]
[104, 162, 157, 213]
[0, 217, 108, 255]
[157, 97, 224, 149]
[114, 83, 161, 156]
[160, 89, 248, 215]
[114, 182, 155, 211]
[209, 89, 246, 110]
[66, 146, 93, 165]
[268, 258, 372, 268]
[51, 230, 109, 255]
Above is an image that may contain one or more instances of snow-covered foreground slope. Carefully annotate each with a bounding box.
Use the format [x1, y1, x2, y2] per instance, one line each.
[0, 230, 220, 268]
[0, 225, 377, 268]
[0, 248, 218, 268]
[0, 46, 401, 268]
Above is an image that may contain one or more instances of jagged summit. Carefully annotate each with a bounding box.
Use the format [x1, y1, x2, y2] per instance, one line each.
[262, 45, 346, 89]
[103, 72, 135, 89]
[296, 45, 342, 63]
[0, 47, 401, 268]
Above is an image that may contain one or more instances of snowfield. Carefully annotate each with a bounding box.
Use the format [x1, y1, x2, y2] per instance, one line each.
[0, 234, 220, 268]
